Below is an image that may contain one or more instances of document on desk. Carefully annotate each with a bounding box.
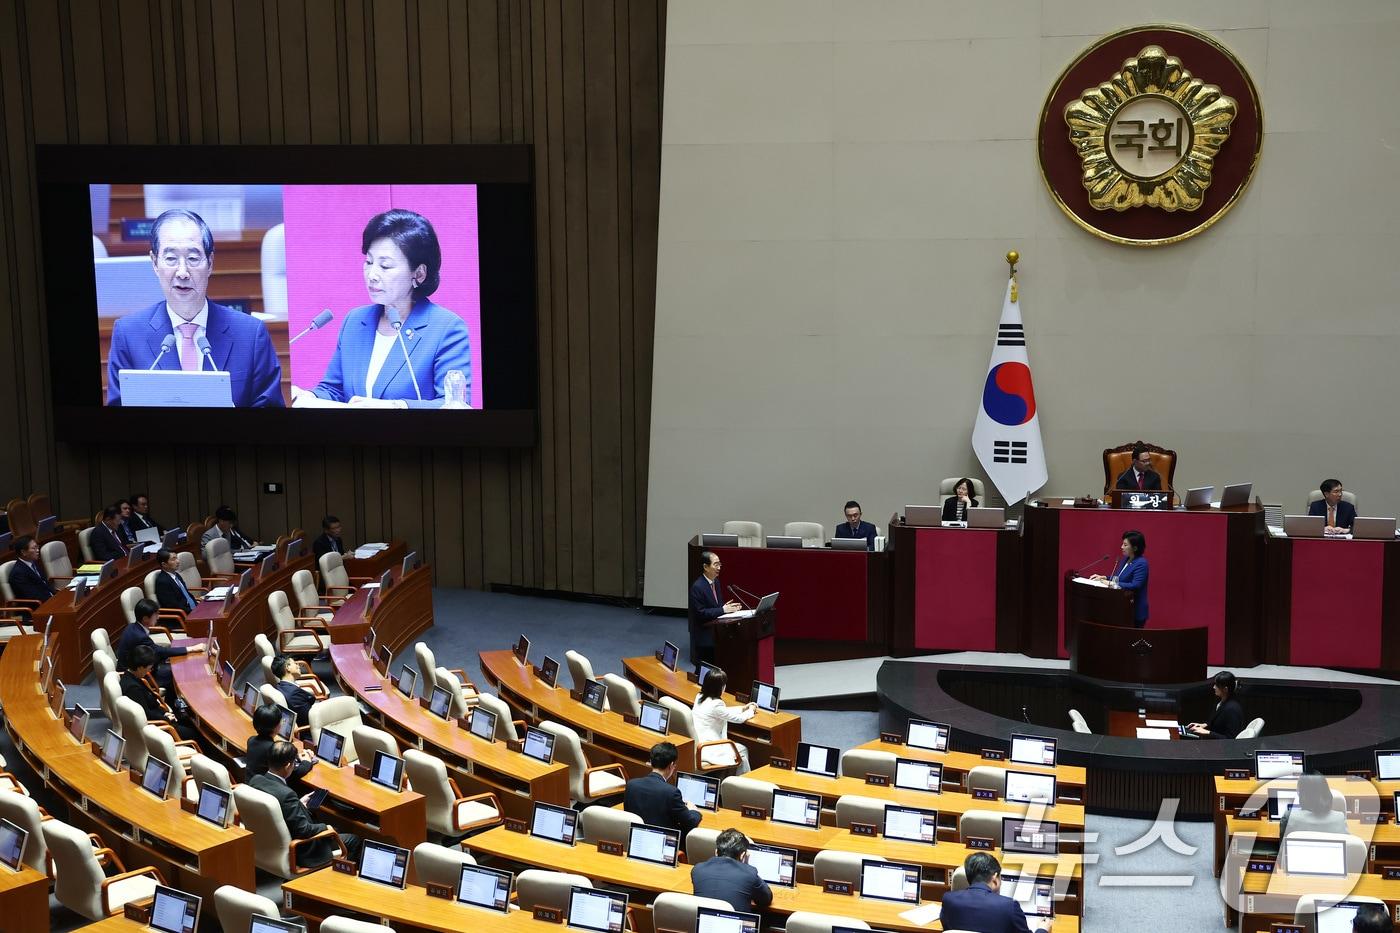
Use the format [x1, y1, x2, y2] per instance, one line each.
[359, 582, 381, 590]
[1136, 727, 1171, 740]
[353, 543, 391, 559]
[204, 586, 238, 600]
[66, 576, 101, 589]
[1145, 718, 1177, 728]
[1072, 576, 1112, 588]
[898, 902, 942, 926]
[717, 609, 756, 620]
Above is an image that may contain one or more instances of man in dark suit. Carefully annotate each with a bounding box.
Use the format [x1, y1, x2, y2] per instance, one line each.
[119, 644, 200, 742]
[1114, 444, 1162, 491]
[691, 829, 772, 913]
[689, 551, 741, 665]
[248, 741, 361, 868]
[153, 549, 199, 613]
[312, 515, 345, 560]
[89, 506, 129, 563]
[272, 654, 317, 727]
[833, 500, 878, 550]
[127, 493, 161, 536]
[245, 703, 316, 782]
[939, 853, 1033, 933]
[106, 209, 284, 408]
[115, 598, 203, 687]
[1307, 478, 1356, 532]
[624, 742, 702, 838]
[201, 505, 256, 549]
[7, 536, 56, 603]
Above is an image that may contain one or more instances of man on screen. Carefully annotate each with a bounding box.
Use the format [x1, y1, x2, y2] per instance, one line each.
[106, 209, 284, 408]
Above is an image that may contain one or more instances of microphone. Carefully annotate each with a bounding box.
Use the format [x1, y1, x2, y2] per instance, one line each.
[1021, 706, 1031, 724]
[1071, 554, 1112, 577]
[195, 335, 215, 371]
[384, 307, 423, 401]
[148, 334, 177, 370]
[289, 309, 334, 345]
[728, 585, 761, 610]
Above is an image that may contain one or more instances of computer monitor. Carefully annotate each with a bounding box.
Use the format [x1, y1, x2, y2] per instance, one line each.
[539, 656, 561, 688]
[997, 873, 1054, 920]
[530, 801, 579, 846]
[770, 789, 821, 828]
[1002, 817, 1059, 855]
[795, 742, 839, 778]
[1268, 788, 1300, 822]
[514, 634, 530, 665]
[275, 708, 296, 742]
[750, 680, 780, 713]
[1009, 734, 1057, 767]
[1004, 770, 1056, 804]
[829, 537, 867, 551]
[1255, 750, 1305, 780]
[238, 682, 259, 716]
[369, 751, 404, 791]
[249, 916, 307, 933]
[378, 569, 392, 591]
[376, 645, 392, 672]
[566, 886, 627, 933]
[67, 704, 90, 743]
[219, 660, 236, 694]
[402, 551, 417, 576]
[1220, 483, 1253, 507]
[858, 859, 921, 904]
[676, 771, 719, 811]
[660, 641, 679, 671]
[364, 626, 377, 655]
[581, 679, 607, 711]
[195, 784, 233, 829]
[1282, 836, 1347, 876]
[99, 729, 124, 769]
[626, 823, 680, 867]
[696, 661, 720, 687]
[394, 665, 418, 698]
[638, 700, 670, 735]
[696, 907, 760, 933]
[140, 756, 173, 799]
[893, 757, 942, 793]
[1313, 901, 1368, 933]
[358, 840, 410, 888]
[284, 538, 302, 560]
[746, 843, 797, 887]
[237, 568, 253, 593]
[905, 719, 950, 752]
[0, 819, 27, 871]
[883, 804, 938, 844]
[1374, 749, 1400, 781]
[428, 685, 453, 718]
[522, 726, 556, 764]
[315, 729, 345, 766]
[148, 885, 202, 933]
[456, 863, 513, 913]
[468, 705, 498, 742]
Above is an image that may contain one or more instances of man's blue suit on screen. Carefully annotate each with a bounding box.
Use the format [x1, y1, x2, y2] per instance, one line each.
[106, 301, 285, 408]
[938, 882, 1033, 933]
[1113, 555, 1150, 627]
[1307, 498, 1356, 528]
[311, 301, 472, 407]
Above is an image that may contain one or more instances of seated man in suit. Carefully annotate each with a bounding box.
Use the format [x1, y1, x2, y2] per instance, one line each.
[127, 492, 161, 536]
[940, 853, 1034, 933]
[89, 506, 129, 563]
[312, 515, 345, 560]
[115, 598, 203, 688]
[691, 829, 772, 914]
[833, 500, 877, 550]
[106, 208, 284, 408]
[7, 536, 57, 604]
[245, 703, 316, 781]
[153, 548, 199, 613]
[120, 644, 200, 743]
[1308, 478, 1356, 533]
[689, 551, 742, 665]
[248, 741, 362, 868]
[200, 505, 256, 549]
[1114, 443, 1162, 491]
[624, 741, 702, 838]
[272, 654, 317, 727]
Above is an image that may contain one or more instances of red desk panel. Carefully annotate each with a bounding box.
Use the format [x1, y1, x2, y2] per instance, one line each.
[889, 525, 1022, 654]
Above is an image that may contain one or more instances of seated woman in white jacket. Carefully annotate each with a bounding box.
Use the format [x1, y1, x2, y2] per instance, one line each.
[691, 668, 757, 773]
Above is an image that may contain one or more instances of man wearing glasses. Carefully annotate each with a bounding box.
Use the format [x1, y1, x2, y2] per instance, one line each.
[106, 208, 284, 407]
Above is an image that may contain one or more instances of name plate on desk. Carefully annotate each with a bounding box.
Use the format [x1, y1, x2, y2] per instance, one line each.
[967, 836, 994, 851]
[973, 788, 998, 801]
[534, 907, 563, 923]
[1247, 859, 1275, 874]
[741, 805, 768, 821]
[823, 880, 853, 896]
[865, 773, 890, 787]
[621, 714, 640, 726]
[504, 818, 529, 834]
[850, 822, 877, 837]
[1224, 768, 1249, 781]
[598, 841, 624, 856]
[1358, 812, 1386, 826]
[1269, 925, 1305, 933]
[880, 732, 901, 744]
[1236, 808, 1260, 820]
[1119, 491, 1172, 510]
[770, 757, 792, 770]
[426, 882, 454, 900]
[981, 749, 1005, 761]
[1383, 866, 1400, 881]
[332, 858, 357, 875]
[353, 764, 370, 779]
[123, 902, 151, 923]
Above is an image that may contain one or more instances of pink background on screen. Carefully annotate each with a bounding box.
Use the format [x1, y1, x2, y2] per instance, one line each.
[282, 185, 482, 408]
[913, 528, 998, 651]
[1289, 539, 1382, 667]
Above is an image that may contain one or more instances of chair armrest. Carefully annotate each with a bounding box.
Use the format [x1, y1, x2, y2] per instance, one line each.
[200, 575, 238, 587]
[346, 575, 375, 585]
[147, 625, 171, 637]
[49, 576, 72, 587]
[100, 866, 164, 913]
[452, 792, 504, 832]
[584, 763, 628, 782]
[696, 740, 742, 770]
[296, 675, 329, 699]
[293, 613, 332, 630]
[289, 828, 345, 875]
[2, 599, 41, 611]
[324, 585, 358, 597]
[278, 628, 328, 653]
[91, 847, 125, 871]
[447, 668, 473, 685]
[156, 609, 186, 625]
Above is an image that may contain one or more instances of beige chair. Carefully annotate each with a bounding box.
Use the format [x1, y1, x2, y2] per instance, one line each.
[685, 826, 720, 864]
[719, 775, 778, 812]
[411, 841, 475, 888]
[321, 918, 393, 933]
[1294, 893, 1384, 931]
[783, 522, 826, 548]
[45, 817, 163, 919]
[233, 783, 347, 877]
[1068, 709, 1091, 734]
[516, 869, 592, 913]
[840, 749, 895, 781]
[93, 649, 117, 699]
[259, 684, 288, 710]
[0, 595, 34, 644]
[267, 591, 328, 657]
[722, 521, 763, 548]
[653, 893, 734, 933]
[965, 766, 1007, 797]
[292, 568, 340, 619]
[1237, 718, 1265, 739]
[433, 667, 477, 717]
[602, 672, 641, 718]
[0, 791, 48, 872]
[115, 696, 196, 771]
[958, 809, 1005, 844]
[351, 725, 399, 769]
[0, 561, 44, 612]
[91, 628, 117, 668]
[190, 755, 234, 796]
[41, 539, 74, 582]
[176, 551, 211, 593]
[263, 652, 329, 699]
[404, 749, 502, 839]
[813, 850, 881, 886]
[579, 805, 641, 846]
[416, 643, 478, 704]
[833, 794, 887, 830]
[143, 724, 197, 801]
[1284, 832, 1368, 874]
[1306, 489, 1358, 511]
[99, 670, 123, 731]
[142, 570, 160, 599]
[0, 751, 26, 797]
[949, 864, 970, 891]
[309, 696, 363, 754]
[77, 528, 96, 563]
[565, 650, 602, 699]
[538, 721, 627, 804]
[213, 885, 281, 933]
[319, 550, 371, 599]
[786, 914, 871, 933]
[939, 477, 988, 500]
[475, 692, 525, 743]
[204, 537, 237, 576]
[120, 584, 182, 634]
[660, 696, 741, 774]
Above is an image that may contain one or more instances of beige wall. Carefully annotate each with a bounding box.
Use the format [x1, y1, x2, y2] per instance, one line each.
[644, 1, 1400, 607]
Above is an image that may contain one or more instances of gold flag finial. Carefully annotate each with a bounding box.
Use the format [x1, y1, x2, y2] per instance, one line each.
[1006, 250, 1019, 302]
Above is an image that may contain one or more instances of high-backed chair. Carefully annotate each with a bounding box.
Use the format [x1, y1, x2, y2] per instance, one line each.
[958, 810, 1004, 844]
[190, 755, 235, 797]
[719, 775, 778, 812]
[351, 725, 398, 768]
[213, 886, 281, 933]
[1068, 709, 1091, 733]
[833, 794, 887, 830]
[786, 914, 871, 933]
[92, 646, 116, 694]
[233, 783, 347, 877]
[537, 721, 627, 804]
[721, 521, 763, 547]
[99, 671, 123, 731]
[120, 585, 182, 634]
[77, 528, 96, 562]
[3, 499, 35, 538]
[579, 805, 641, 846]
[516, 870, 592, 913]
[965, 766, 1007, 797]
[309, 697, 363, 752]
[0, 561, 43, 614]
[660, 696, 741, 774]
[1294, 894, 1385, 932]
[1102, 441, 1177, 496]
[41, 540, 74, 583]
[143, 725, 198, 801]
[411, 842, 475, 888]
[840, 749, 895, 781]
[938, 477, 988, 500]
[403, 748, 502, 839]
[261, 651, 329, 699]
[1237, 718, 1265, 739]
[46, 818, 163, 919]
[813, 850, 881, 886]
[0, 791, 47, 872]
[176, 551, 210, 594]
[1306, 489, 1358, 511]
[319, 551, 371, 598]
[259, 684, 288, 710]
[267, 591, 328, 657]
[602, 673, 641, 718]
[91, 628, 117, 670]
[204, 537, 237, 577]
[321, 918, 393, 933]
[653, 893, 734, 933]
[564, 650, 599, 695]
[475, 693, 524, 743]
[292, 568, 340, 618]
[685, 826, 720, 863]
[433, 667, 477, 717]
[117, 696, 197, 769]
[783, 522, 825, 547]
[415, 643, 478, 704]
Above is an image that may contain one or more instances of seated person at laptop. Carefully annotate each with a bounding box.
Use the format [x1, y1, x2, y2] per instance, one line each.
[1308, 478, 1355, 533]
[689, 551, 741, 664]
[834, 500, 877, 550]
[1114, 444, 1162, 491]
[200, 505, 256, 549]
[89, 506, 129, 563]
[7, 536, 56, 603]
[691, 829, 772, 914]
[153, 549, 199, 613]
[940, 853, 1034, 933]
[1186, 671, 1244, 738]
[114, 500, 140, 546]
[127, 492, 161, 536]
[245, 703, 316, 781]
[692, 669, 755, 773]
[248, 741, 361, 868]
[1281, 771, 1348, 838]
[120, 645, 200, 743]
[115, 598, 203, 688]
[1354, 904, 1394, 933]
[272, 655, 317, 727]
[941, 478, 980, 522]
[624, 741, 702, 837]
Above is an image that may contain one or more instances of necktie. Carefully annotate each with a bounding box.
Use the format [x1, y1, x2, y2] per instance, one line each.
[173, 572, 196, 611]
[177, 322, 200, 371]
[710, 581, 719, 605]
[1137, 472, 1144, 490]
[1328, 505, 1336, 528]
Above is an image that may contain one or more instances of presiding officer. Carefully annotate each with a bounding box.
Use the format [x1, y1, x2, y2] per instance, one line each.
[941, 478, 980, 522]
[1091, 530, 1149, 628]
[939, 852, 1033, 933]
[106, 209, 284, 408]
[623, 741, 702, 838]
[1308, 479, 1355, 533]
[834, 500, 877, 550]
[1115, 443, 1162, 491]
[1187, 671, 1245, 738]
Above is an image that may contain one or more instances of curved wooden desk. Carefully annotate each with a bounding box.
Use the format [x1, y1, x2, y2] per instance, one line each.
[323, 565, 434, 657]
[184, 553, 314, 669]
[329, 643, 569, 821]
[0, 861, 50, 933]
[342, 539, 409, 580]
[850, 738, 1087, 804]
[480, 649, 695, 776]
[622, 654, 801, 765]
[0, 635, 254, 901]
[38, 556, 160, 683]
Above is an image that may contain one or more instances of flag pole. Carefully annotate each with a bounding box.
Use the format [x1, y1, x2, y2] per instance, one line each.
[1006, 249, 1019, 301]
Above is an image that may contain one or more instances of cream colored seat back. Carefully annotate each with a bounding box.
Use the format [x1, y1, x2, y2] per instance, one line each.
[119, 586, 145, 625]
[1069, 709, 1091, 733]
[177, 551, 203, 591]
[411, 841, 475, 888]
[814, 850, 881, 886]
[260, 684, 288, 709]
[602, 672, 641, 718]
[205, 537, 235, 575]
[834, 794, 886, 829]
[291, 569, 328, 617]
[46, 817, 160, 920]
[414, 644, 438, 687]
[786, 914, 871, 933]
[685, 826, 720, 863]
[0, 791, 47, 872]
[114, 696, 152, 770]
[143, 725, 196, 801]
[660, 696, 693, 736]
[213, 886, 281, 933]
[233, 784, 297, 877]
[100, 671, 123, 729]
[321, 918, 392, 933]
[565, 650, 597, 694]
[42, 540, 73, 579]
[475, 693, 521, 742]
[965, 766, 1007, 796]
[78, 528, 95, 563]
[191, 755, 234, 796]
[958, 809, 1005, 844]
[516, 870, 593, 913]
[654, 893, 734, 933]
[309, 696, 363, 753]
[320, 551, 351, 590]
[433, 667, 474, 718]
[0, 562, 19, 602]
[538, 720, 626, 804]
[840, 749, 896, 780]
[351, 725, 398, 769]
[579, 805, 641, 846]
[719, 775, 777, 811]
[722, 521, 763, 547]
[783, 522, 826, 547]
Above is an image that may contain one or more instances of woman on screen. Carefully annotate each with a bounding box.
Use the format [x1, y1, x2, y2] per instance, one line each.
[294, 209, 472, 408]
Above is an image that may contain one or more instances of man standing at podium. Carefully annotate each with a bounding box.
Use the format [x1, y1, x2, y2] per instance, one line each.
[689, 550, 741, 664]
[1114, 444, 1162, 491]
[834, 500, 877, 550]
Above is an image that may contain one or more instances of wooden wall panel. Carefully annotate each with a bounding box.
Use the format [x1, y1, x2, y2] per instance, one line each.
[0, 0, 663, 599]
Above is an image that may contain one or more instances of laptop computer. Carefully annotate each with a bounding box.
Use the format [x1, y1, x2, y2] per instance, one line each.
[677, 771, 719, 811]
[770, 789, 821, 828]
[0, 819, 27, 871]
[905, 719, 949, 752]
[903, 506, 941, 528]
[893, 757, 942, 793]
[1375, 749, 1400, 781]
[829, 537, 868, 551]
[1219, 483, 1253, 507]
[750, 680, 780, 712]
[456, 863, 513, 913]
[1352, 516, 1397, 540]
[765, 535, 803, 549]
[358, 840, 410, 888]
[1283, 515, 1325, 538]
[148, 885, 202, 933]
[967, 507, 1006, 529]
[1183, 486, 1214, 509]
[1010, 734, 1057, 767]
[795, 742, 839, 778]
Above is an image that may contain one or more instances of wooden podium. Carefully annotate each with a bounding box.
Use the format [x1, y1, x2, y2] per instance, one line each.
[713, 610, 776, 687]
[1064, 573, 1135, 629]
[1070, 619, 1208, 684]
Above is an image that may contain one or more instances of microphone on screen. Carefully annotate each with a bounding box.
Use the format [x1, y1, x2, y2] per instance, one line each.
[195, 335, 215, 371]
[1071, 554, 1112, 577]
[288, 309, 335, 345]
[384, 306, 424, 401]
[148, 334, 177, 370]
